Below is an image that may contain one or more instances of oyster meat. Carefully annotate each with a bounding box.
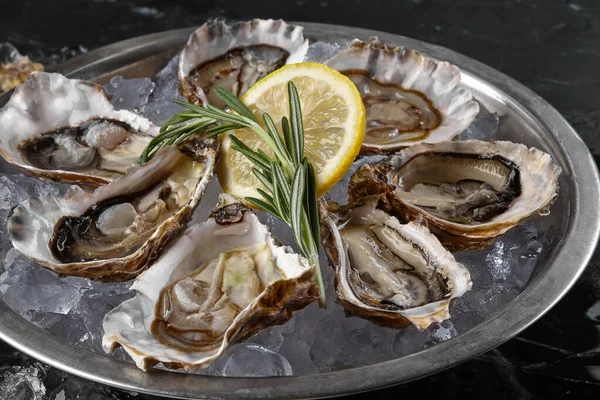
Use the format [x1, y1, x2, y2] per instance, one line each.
[0, 72, 158, 186]
[103, 194, 318, 371]
[7, 135, 217, 280]
[320, 196, 471, 330]
[349, 140, 561, 251]
[326, 38, 479, 153]
[179, 19, 308, 107]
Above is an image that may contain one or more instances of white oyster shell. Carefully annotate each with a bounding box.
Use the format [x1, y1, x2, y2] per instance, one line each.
[348, 140, 562, 251]
[102, 194, 318, 371]
[7, 137, 217, 280]
[326, 38, 479, 153]
[178, 19, 309, 105]
[0, 72, 159, 186]
[320, 197, 472, 330]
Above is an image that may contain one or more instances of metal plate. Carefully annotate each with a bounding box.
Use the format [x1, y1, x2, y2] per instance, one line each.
[0, 22, 598, 399]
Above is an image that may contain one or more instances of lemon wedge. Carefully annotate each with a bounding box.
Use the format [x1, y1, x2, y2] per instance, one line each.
[217, 62, 366, 200]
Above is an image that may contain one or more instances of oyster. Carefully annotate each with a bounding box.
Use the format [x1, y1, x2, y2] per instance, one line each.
[325, 38, 479, 154]
[7, 136, 217, 280]
[348, 140, 561, 251]
[179, 19, 308, 107]
[0, 72, 158, 186]
[320, 196, 471, 330]
[102, 194, 318, 371]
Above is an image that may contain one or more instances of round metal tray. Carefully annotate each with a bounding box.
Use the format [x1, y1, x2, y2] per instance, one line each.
[0, 22, 598, 399]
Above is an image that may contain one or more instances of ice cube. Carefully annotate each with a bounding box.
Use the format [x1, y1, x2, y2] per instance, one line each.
[48, 378, 126, 400]
[0, 42, 22, 64]
[304, 41, 341, 63]
[103, 76, 156, 111]
[391, 325, 430, 356]
[0, 366, 46, 400]
[423, 320, 458, 348]
[210, 343, 292, 377]
[141, 53, 187, 125]
[0, 255, 92, 316]
[457, 106, 500, 141]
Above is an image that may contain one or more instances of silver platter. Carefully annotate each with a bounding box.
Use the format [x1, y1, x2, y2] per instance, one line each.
[0, 22, 598, 399]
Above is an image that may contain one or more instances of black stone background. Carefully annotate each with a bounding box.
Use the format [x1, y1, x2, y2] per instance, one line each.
[1, 0, 599, 398]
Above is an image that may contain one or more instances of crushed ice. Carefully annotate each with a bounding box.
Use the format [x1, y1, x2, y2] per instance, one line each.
[0, 52, 556, 377]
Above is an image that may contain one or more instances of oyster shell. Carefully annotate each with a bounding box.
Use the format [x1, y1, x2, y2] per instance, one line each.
[325, 38, 479, 154]
[7, 136, 217, 280]
[0, 72, 158, 186]
[179, 19, 309, 107]
[102, 194, 318, 371]
[320, 196, 471, 330]
[348, 140, 561, 251]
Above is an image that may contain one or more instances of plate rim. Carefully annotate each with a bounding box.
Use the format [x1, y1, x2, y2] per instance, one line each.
[0, 21, 598, 399]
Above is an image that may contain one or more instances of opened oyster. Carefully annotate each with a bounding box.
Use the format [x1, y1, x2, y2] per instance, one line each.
[0, 72, 158, 186]
[103, 194, 318, 371]
[7, 136, 217, 280]
[349, 140, 561, 251]
[179, 19, 308, 107]
[320, 196, 471, 330]
[325, 38, 479, 154]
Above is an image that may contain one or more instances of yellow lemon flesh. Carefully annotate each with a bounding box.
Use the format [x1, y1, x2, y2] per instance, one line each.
[217, 62, 366, 201]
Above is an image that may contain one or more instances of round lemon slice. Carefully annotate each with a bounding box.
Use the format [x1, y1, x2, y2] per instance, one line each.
[217, 62, 366, 200]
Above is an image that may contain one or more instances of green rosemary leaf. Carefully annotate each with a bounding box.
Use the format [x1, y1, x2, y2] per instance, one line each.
[256, 148, 271, 163]
[252, 168, 273, 193]
[270, 164, 286, 222]
[273, 163, 291, 210]
[229, 135, 271, 170]
[288, 82, 304, 163]
[263, 113, 292, 165]
[290, 164, 307, 255]
[206, 123, 240, 137]
[281, 116, 294, 159]
[245, 197, 282, 220]
[204, 104, 252, 126]
[256, 188, 275, 205]
[214, 86, 258, 123]
[304, 159, 320, 245]
[172, 99, 207, 113]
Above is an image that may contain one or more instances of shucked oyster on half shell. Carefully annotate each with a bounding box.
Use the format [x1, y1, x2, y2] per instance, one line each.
[348, 140, 561, 251]
[7, 135, 217, 281]
[325, 38, 479, 154]
[178, 19, 309, 107]
[0, 72, 159, 186]
[103, 194, 319, 371]
[320, 196, 471, 330]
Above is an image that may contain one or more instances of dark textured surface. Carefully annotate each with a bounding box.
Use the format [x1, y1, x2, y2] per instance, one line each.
[1, 0, 599, 399]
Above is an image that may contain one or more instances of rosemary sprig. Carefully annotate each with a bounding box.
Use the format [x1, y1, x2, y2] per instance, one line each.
[140, 83, 327, 308]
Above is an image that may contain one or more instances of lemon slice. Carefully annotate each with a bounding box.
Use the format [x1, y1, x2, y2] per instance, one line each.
[217, 62, 366, 200]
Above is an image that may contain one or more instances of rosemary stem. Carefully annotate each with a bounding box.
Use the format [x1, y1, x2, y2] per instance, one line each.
[301, 209, 326, 308]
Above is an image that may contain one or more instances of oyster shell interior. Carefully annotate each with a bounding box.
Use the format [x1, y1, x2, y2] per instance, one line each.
[179, 19, 309, 107]
[321, 198, 471, 330]
[390, 152, 521, 224]
[103, 194, 318, 370]
[0, 72, 158, 185]
[344, 71, 442, 144]
[188, 45, 290, 107]
[326, 38, 479, 153]
[349, 140, 561, 251]
[7, 136, 217, 280]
